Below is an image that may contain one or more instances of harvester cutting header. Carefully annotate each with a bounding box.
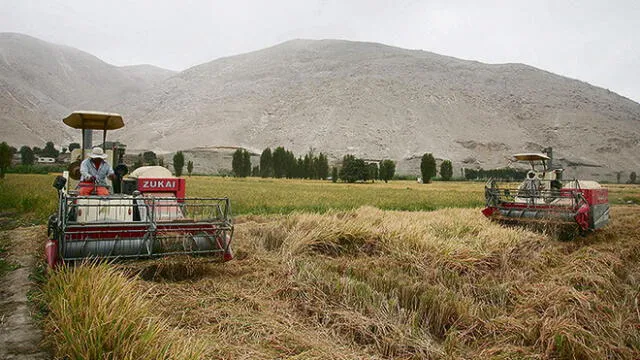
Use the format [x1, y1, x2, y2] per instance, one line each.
[482, 151, 609, 237]
[46, 111, 234, 267]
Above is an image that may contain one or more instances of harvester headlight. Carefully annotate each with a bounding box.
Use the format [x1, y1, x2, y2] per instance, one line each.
[53, 175, 67, 190]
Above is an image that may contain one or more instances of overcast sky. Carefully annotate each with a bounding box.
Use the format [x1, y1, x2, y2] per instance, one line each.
[1, 0, 638, 102]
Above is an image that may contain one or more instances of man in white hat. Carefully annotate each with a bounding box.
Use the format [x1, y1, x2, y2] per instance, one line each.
[78, 147, 115, 196]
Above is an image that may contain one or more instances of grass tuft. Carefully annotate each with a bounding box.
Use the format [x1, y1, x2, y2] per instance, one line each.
[43, 263, 206, 359]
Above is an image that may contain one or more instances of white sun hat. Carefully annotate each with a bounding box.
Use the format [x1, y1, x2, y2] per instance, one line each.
[88, 147, 108, 159]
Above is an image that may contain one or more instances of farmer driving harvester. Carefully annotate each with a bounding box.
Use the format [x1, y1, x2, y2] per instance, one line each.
[78, 146, 115, 196]
[46, 111, 235, 267]
[63, 111, 124, 193]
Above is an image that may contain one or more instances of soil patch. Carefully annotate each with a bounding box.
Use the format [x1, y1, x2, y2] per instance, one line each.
[0, 226, 49, 360]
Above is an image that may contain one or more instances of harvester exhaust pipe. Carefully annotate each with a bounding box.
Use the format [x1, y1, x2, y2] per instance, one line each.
[82, 129, 93, 149]
[82, 129, 92, 159]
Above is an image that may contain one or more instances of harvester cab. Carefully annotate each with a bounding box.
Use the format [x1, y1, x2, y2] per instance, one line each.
[508, 153, 562, 204]
[65, 111, 124, 189]
[482, 151, 609, 237]
[46, 111, 234, 267]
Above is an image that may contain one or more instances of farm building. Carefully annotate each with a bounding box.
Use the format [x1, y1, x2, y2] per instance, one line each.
[36, 157, 56, 164]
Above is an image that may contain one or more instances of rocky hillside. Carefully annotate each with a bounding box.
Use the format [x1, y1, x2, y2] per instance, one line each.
[0, 33, 173, 146]
[1, 34, 639, 179]
[116, 39, 640, 179]
[120, 64, 176, 88]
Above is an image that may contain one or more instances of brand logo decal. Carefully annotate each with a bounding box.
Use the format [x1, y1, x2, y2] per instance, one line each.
[141, 180, 177, 189]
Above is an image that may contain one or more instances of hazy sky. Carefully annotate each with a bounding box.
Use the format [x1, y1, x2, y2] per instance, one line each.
[1, 0, 639, 102]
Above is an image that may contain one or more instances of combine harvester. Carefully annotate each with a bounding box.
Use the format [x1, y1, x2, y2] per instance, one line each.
[482, 152, 609, 238]
[46, 111, 233, 267]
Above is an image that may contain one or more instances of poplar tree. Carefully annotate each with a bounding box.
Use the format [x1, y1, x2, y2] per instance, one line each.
[420, 153, 436, 183]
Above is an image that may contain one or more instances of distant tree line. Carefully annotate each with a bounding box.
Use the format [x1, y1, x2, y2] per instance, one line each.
[418, 153, 454, 183]
[233, 147, 330, 179]
[0, 141, 68, 177]
[12, 141, 64, 167]
[232, 148, 398, 183]
[5, 139, 638, 184]
[338, 155, 396, 183]
[133, 151, 159, 169]
[0, 142, 66, 177]
[232, 149, 252, 177]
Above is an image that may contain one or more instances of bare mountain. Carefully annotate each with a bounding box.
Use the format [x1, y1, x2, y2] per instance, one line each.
[0, 33, 171, 146]
[116, 39, 640, 179]
[119, 64, 176, 87]
[1, 35, 639, 179]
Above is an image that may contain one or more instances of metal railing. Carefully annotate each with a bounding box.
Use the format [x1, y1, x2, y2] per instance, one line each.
[55, 193, 233, 261]
[485, 179, 585, 209]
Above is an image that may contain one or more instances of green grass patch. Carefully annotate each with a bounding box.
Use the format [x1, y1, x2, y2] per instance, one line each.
[1, 174, 484, 222]
[6, 164, 68, 174]
[187, 177, 484, 215]
[0, 174, 58, 226]
[2, 174, 637, 223]
[607, 184, 640, 205]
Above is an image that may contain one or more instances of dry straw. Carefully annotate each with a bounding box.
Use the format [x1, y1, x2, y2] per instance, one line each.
[43, 263, 205, 359]
[43, 205, 640, 359]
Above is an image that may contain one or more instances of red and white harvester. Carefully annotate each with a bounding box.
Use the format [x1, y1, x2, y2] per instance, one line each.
[46, 111, 233, 267]
[482, 152, 609, 236]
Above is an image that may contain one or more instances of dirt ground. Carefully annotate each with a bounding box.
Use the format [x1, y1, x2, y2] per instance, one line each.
[3, 205, 639, 359]
[0, 226, 49, 360]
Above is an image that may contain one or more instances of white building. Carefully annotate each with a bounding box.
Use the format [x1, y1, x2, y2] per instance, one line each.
[36, 157, 56, 164]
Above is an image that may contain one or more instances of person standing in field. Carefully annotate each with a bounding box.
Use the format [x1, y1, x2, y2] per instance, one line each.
[78, 147, 115, 196]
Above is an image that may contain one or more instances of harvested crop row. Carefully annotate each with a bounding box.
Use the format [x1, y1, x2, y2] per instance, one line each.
[43, 206, 640, 359]
[128, 206, 640, 359]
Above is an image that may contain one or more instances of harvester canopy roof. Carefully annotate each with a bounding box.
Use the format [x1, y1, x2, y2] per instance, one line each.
[512, 153, 551, 162]
[63, 111, 124, 130]
[129, 166, 173, 179]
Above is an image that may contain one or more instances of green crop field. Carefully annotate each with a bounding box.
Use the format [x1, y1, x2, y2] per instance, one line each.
[1, 174, 637, 226]
[0, 174, 486, 225]
[187, 176, 485, 214]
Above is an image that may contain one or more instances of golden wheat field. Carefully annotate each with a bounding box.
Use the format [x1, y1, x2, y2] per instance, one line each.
[2, 174, 640, 359]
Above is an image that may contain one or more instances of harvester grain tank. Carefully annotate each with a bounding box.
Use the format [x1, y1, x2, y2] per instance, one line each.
[46, 111, 234, 267]
[482, 152, 609, 235]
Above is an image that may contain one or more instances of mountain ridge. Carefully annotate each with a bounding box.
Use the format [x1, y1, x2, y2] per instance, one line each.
[113, 38, 639, 179]
[0, 32, 174, 145]
[1, 34, 639, 179]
